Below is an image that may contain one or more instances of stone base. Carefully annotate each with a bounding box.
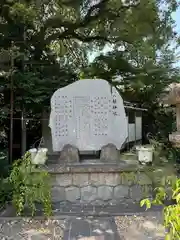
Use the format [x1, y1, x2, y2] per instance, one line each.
[34, 162, 175, 205]
[100, 143, 120, 162]
[35, 162, 176, 205]
[169, 132, 180, 148]
[58, 144, 80, 163]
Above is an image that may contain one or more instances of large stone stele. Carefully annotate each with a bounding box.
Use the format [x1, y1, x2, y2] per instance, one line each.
[100, 143, 120, 162]
[49, 79, 128, 152]
[58, 144, 80, 164]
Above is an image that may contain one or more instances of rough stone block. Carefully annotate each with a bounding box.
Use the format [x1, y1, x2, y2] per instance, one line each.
[81, 186, 97, 202]
[97, 186, 113, 201]
[89, 173, 105, 186]
[50, 80, 128, 152]
[51, 186, 66, 202]
[119, 172, 137, 186]
[89, 173, 120, 186]
[114, 185, 129, 199]
[58, 144, 80, 163]
[165, 186, 173, 200]
[90, 199, 106, 206]
[141, 185, 153, 198]
[106, 173, 121, 186]
[138, 173, 152, 185]
[130, 185, 142, 201]
[55, 174, 72, 187]
[100, 143, 120, 162]
[65, 186, 80, 201]
[72, 173, 89, 186]
[108, 199, 119, 205]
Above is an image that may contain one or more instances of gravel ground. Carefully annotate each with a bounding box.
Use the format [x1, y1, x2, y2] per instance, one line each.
[0, 211, 166, 239]
[115, 212, 165, 240]
[0, 219, 65, 239]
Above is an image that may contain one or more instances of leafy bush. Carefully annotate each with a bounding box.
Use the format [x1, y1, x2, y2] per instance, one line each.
[9, 152, 52, 216]
[0, 150, 10, 178]
[0, 178, 13, 209]
[140, 177, 180, 240]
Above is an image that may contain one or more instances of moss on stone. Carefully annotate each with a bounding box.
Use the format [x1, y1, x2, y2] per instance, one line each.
[120, 152, 138, 161]
[144, 165, 177, 187]
[119, 164, 177, 189]
[120, 172, 138, 185]
[138, 173, 152, 185]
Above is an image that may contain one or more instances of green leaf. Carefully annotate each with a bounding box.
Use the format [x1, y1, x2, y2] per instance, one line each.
[172, 188, 180, 199]
[165, 233, 171, 240]
[175, 193, 180, 203]
[140, 198, 151, 210]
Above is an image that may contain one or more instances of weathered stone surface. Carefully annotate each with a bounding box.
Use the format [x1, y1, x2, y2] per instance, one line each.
[119, 172, 138, 186]
[106, 173, 121, 186]
[138, 173, 152, 185]
[165, 186, 173, 200]
[72, 173, 89, 186]
[65, 186, 80, 201]
[141, 185, 153, 198]
[49, 79, 128, 152]
[55, 174, 72, 187]
[81, 186, 97, 202]
[100, 143, 120, 162]
[97, 186, 113, 200]
[89, 173, 105, 186]
[89, 173, 120, 186]
[114, 185, 129, 199]
[58, 144, 79, 163]
[90, 199, 105, 205]
[108, 199, 119, 205]
[130, 185, 142, 201]
[44, 163, 144, 173]
[51, 186, 66, 201]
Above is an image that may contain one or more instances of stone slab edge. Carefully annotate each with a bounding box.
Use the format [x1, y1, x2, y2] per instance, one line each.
[34, 163, 151, 173]
[33, 163, 176, 174]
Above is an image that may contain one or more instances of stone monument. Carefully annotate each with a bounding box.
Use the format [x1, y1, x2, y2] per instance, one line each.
[166, 83, 180, 147]
[49, 79, 128, 162]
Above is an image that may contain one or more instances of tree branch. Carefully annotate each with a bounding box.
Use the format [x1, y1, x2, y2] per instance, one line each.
[35, 0, 140, 47]
[80, 0, 109, 27]
[66, 32, 112, 43]
[45, 25, 135, 44]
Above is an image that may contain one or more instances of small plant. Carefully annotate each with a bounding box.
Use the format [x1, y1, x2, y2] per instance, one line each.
[0, 178, 13, 208]
[147, 133, 169, 163]
[0, 150, 11, 178]
[9, 152, 52, 217]
[140, 177, 180, 240]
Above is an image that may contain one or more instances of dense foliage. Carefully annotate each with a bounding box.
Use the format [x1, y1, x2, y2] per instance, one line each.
[141, 177, 180, 240]
[9, 153, 52, 216]
[0, 0, 179, 114]
[0, 0, 179, 215]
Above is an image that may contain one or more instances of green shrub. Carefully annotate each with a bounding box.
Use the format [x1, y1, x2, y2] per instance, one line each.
[0, 150, 10, 178]
[0, 178, 13, 208]
[140, 177, 180, 240]
[9, 152, 52, 217]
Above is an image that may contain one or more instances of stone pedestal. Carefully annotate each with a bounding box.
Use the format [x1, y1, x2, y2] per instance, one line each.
[169, 132, 180, 148]
[100, 143, 120, 162]
[35, 163, 176, 205]
[169, 104, 180, 148]
[58, 144, 80, 164]
[165, 84, 180, 148]
[48, 163, 153, 204]
[176, 104, 180, 132]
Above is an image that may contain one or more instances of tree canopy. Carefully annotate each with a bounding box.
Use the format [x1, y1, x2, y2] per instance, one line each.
[0, 0, 179, 115]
